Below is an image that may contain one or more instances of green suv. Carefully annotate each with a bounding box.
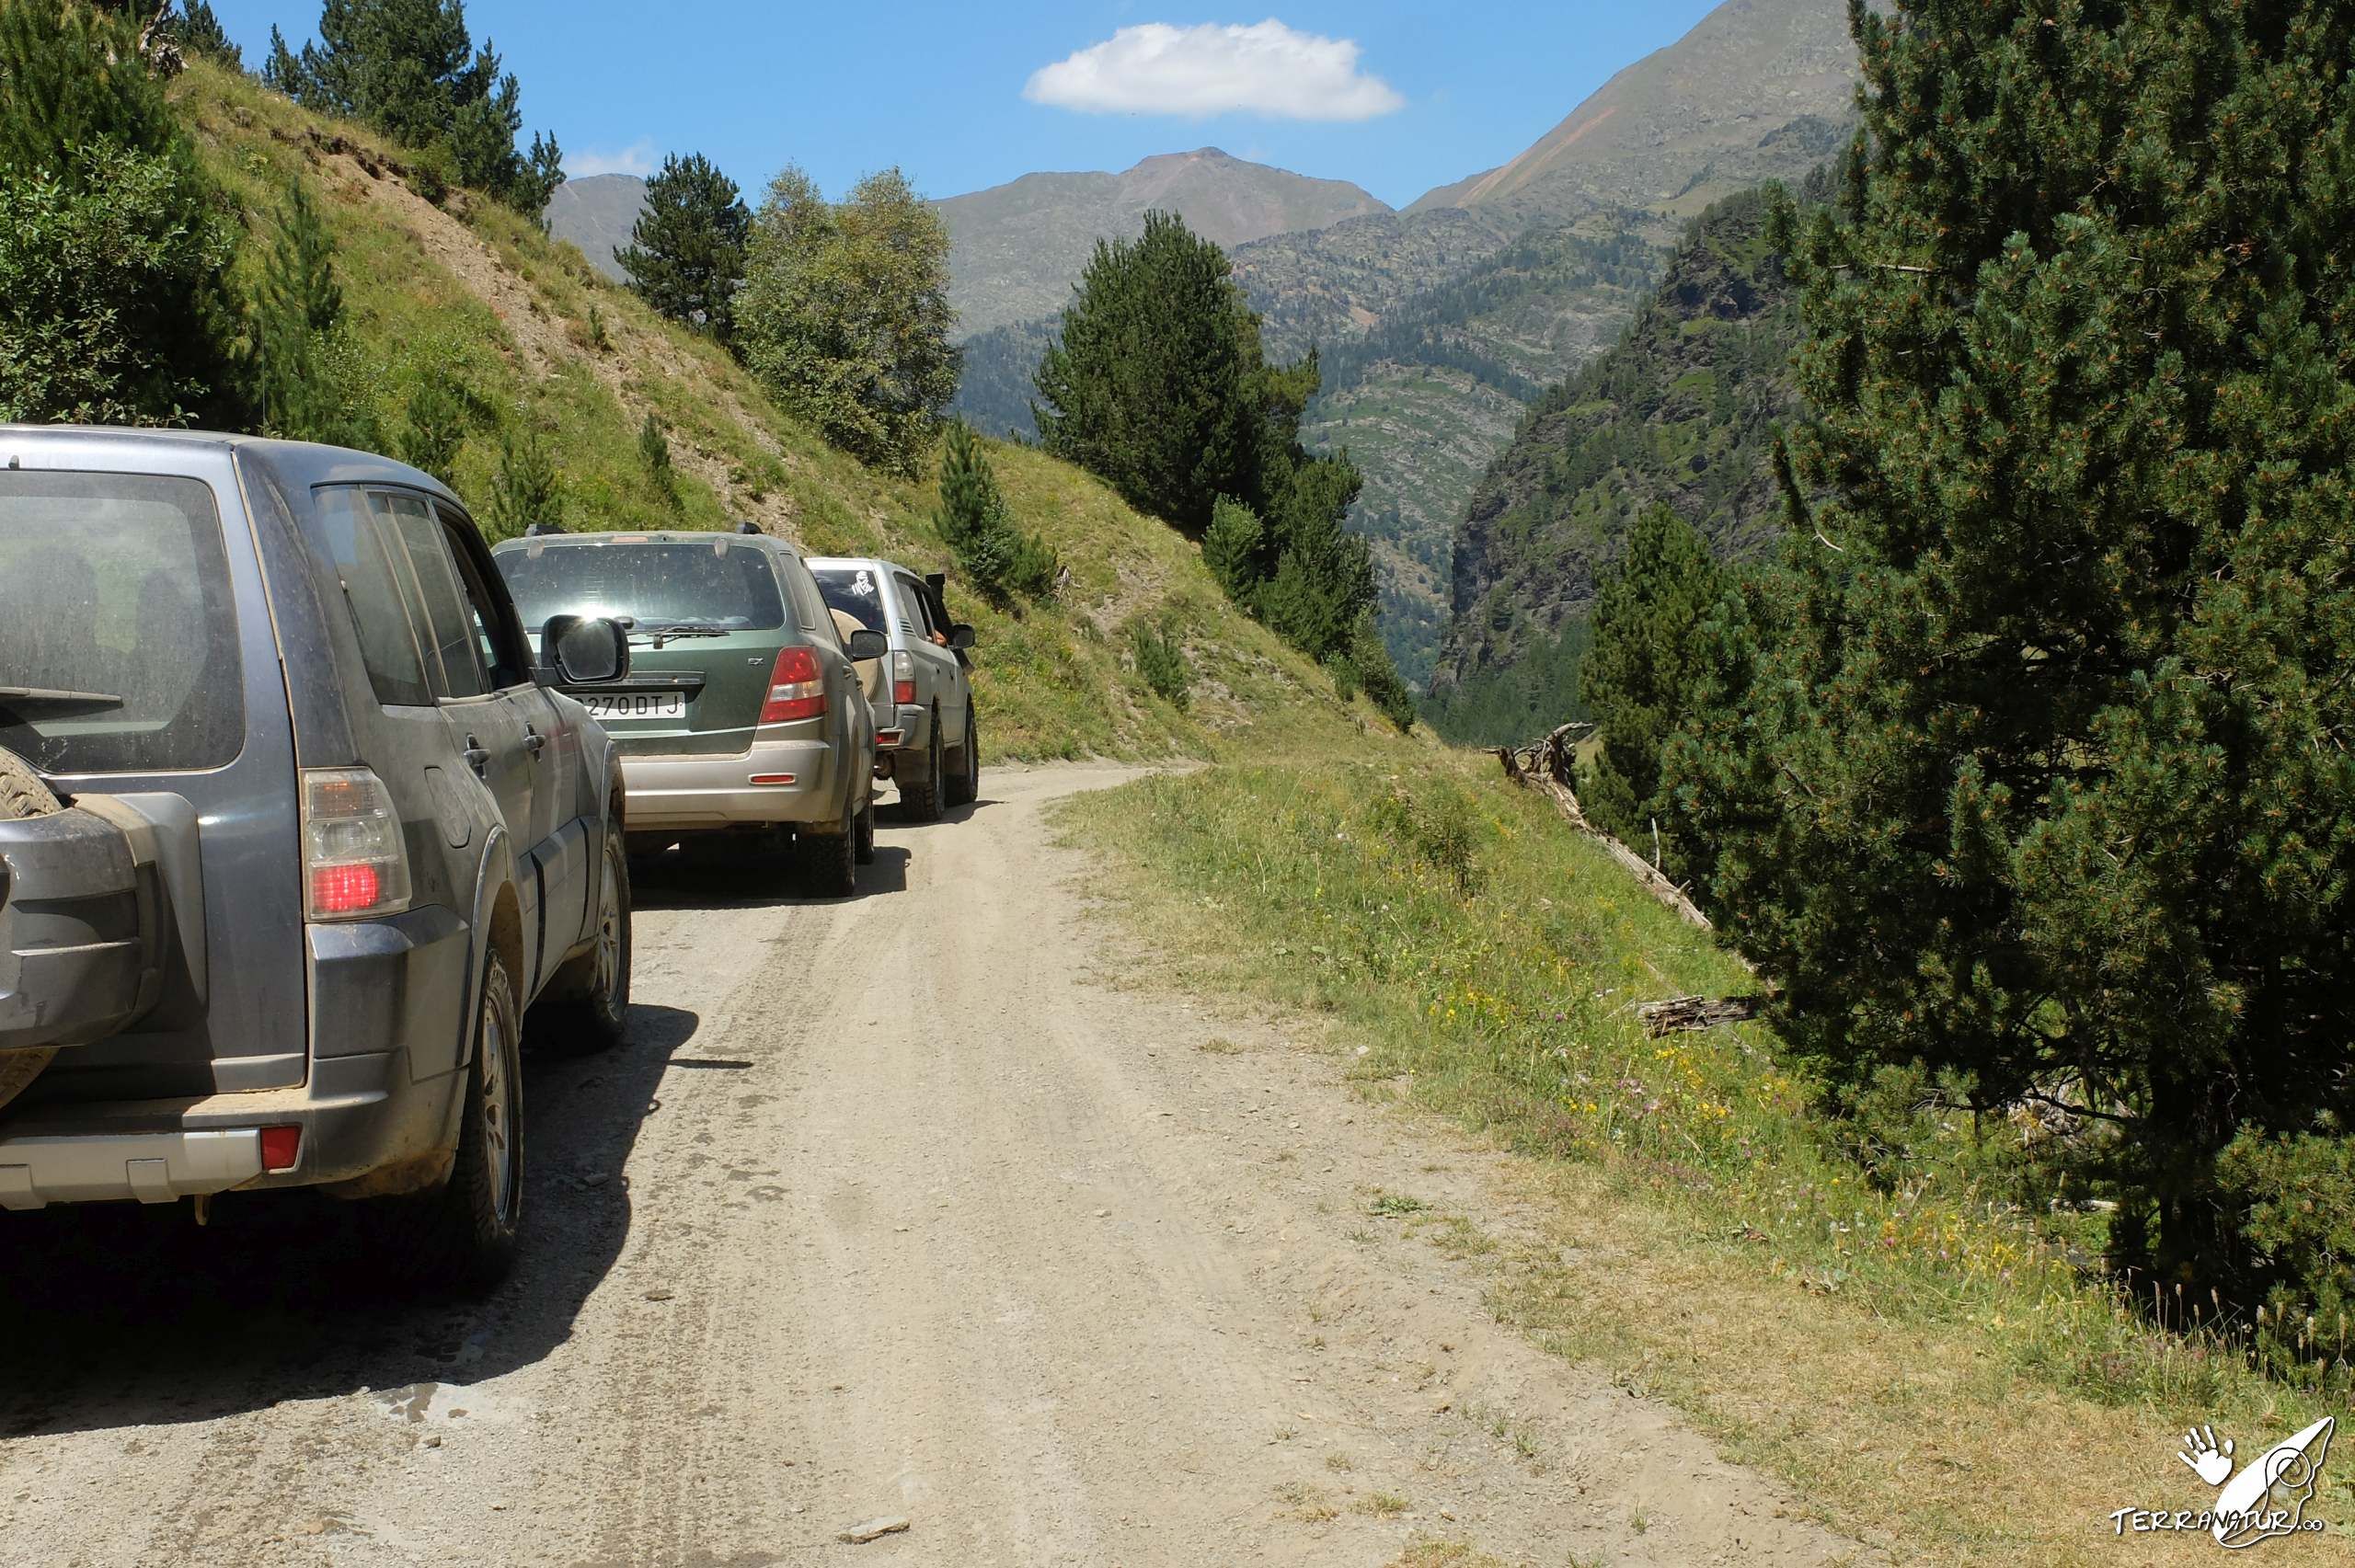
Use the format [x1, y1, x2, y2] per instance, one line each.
[492, 526, 881, 895]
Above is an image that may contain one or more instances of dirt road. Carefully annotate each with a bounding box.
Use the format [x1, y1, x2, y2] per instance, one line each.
[0, 766, 1860, 1566]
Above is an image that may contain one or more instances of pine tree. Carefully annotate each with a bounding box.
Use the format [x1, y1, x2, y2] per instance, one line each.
[1581, 506, 1726, 856]
[486, 420, 561, 538]
[618, 152, 748, 339]
[0, 2, 245, 425]
[1694, 0, 2355, 1302]
[252, 177, 381, 449]
[1032, 212, 1271, 532]
[1201, 496, 1262, 602]
[932, 419, 1056, 602]
[734, 166, 959, 476]
[396, 367, 468, 484]
[262, 25, 304, 93]
[171, 2, 240, 66]
[277, 0, 562, 215]
[638, 411, 677, 508]
[1258, 453, 1373, 662]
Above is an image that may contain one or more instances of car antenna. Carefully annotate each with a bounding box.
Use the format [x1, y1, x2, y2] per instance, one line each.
[524, 521, 567, 537]
[733, 521, 762, 535]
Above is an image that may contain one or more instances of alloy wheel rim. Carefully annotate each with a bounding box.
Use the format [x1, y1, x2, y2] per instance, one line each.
[592, 848, 621, 1006]
[481, 1000, 514, 1224]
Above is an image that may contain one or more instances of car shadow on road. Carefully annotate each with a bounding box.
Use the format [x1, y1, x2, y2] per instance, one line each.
[0, 1002, 699, 1439]
[628, 842, 912, 909]
[883, 795, 995, 827]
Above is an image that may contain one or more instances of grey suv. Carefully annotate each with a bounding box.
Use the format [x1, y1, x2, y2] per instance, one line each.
[0, 427, 634, 1287]
[808, 558, 978, 819]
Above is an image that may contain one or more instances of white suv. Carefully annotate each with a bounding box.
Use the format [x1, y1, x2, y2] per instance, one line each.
[807, 559, 976, 820]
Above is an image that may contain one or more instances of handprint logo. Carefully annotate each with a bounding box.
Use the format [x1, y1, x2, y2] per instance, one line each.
[2182, 1425, 2237, 1488]
[2197, 1415, 2333, 1550]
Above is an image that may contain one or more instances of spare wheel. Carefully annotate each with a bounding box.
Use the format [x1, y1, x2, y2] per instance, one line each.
[0, 746, 62, 1113]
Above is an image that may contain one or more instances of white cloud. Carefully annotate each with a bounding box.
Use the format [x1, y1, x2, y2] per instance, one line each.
[568, 139, 659, 179]
[1024, 20, 1404, 122]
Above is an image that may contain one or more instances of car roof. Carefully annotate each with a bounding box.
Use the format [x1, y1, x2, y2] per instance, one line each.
[491, 529, 799, 555]
[0, 425, 460, 507]
[806, 555, 917, 578]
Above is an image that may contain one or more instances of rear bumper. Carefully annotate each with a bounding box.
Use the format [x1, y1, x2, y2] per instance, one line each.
[892, 704, 931, 750]
[619, 738, 841, 832]
[0, 1049, 463, 1211]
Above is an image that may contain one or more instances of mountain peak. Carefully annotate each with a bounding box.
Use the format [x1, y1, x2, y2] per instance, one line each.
[1408, 0, 1854, 221]
[936, 150, 1391, 338]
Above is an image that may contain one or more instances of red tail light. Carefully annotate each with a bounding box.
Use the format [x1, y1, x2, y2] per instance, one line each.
[760, 645, 826, 723]
[259, 1125, 303, 1173]
[890, 648, 916, 706]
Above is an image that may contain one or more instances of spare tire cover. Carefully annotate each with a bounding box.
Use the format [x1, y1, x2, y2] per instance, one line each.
[0, 746, 62, 1112]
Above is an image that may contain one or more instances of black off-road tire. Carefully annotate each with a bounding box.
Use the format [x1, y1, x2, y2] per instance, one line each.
[0, 748, 61, 1112]
[797, 798, 857, 898]
[899, 710, 944, 823]
[854, 798, 876, 865]
[391, 952, 525, 1293]
[535, 823, 631, 1057]
[946, 709, 981, 809]
[0, 748, 60, 821]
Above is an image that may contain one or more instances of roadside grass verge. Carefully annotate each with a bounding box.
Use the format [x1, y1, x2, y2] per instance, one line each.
[1060, 755, 2355, 1564]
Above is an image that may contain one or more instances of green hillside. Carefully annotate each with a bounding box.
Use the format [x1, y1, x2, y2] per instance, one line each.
[1425, 187, 1804, 743]
[174, 63, 1396, 766]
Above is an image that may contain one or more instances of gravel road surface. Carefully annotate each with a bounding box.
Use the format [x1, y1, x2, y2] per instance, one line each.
[0, 765, 1858, 1566]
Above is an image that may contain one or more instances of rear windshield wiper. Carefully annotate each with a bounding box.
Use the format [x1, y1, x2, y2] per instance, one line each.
[0, 684, 123, 711]
[632, 624, 730, 647]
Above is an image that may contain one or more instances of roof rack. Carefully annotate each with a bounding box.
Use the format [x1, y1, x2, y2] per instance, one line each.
[733, 521, 763, 535]
[523, 521, 567, 537]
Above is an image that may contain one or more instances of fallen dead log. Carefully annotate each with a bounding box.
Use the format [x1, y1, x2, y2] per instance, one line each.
[1494, 722, 1714, 931]
[1638, 994, 1764, 1036]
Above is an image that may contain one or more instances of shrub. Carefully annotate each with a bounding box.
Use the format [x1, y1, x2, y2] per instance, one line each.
[638, 411, 676, 507]
[486, 420, 562, 537]
[1128, 621, 1189, 709]
[0, 4, 246, 426]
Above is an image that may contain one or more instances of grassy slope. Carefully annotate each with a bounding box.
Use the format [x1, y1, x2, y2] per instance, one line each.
[176, 63, 1399, 768]
[1061, 750, 2355, 1564]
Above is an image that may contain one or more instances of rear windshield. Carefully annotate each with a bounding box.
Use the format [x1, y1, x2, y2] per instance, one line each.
[812, 566, 889, 635]
[497, 539, 786, 634]
[0, 472, 244, 776]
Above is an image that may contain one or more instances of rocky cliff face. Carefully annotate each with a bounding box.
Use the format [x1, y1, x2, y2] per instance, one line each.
[1429, 188, 1804, 714]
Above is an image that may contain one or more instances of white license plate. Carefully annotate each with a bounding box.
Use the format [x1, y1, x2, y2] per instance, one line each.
[582, 692, 684, 721]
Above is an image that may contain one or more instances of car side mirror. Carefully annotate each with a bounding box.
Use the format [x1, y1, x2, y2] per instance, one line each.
[542, 614, 629, 685]
[948, 624, 976, 652]
[844, 628, 888, 662]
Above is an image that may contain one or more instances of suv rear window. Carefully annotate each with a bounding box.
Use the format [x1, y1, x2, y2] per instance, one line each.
[497, 539, 786, 634]
[0, 472, 244, 776]
[812, 566, 889, 635]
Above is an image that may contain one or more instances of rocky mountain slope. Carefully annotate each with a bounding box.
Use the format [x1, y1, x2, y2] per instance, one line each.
[177, 65, 1395, 765]
[1227, 0, 1855, 688]
[1407, 0, 1856, 224]
[1423, 187, 1804, 742]
[938, 148, 1389, 340]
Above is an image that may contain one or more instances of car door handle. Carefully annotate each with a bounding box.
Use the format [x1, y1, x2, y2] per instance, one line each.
[524, 725, 546, 760]
[463, 734, 489, 778]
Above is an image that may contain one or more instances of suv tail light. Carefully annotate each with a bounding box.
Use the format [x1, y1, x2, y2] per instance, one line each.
[891, 648, 916, 706]
[761, 645, 826, 724]
[301, 768, 412, 921]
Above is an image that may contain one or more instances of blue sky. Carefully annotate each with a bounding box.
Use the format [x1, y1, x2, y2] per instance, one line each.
[208, 2, 1729, 208]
